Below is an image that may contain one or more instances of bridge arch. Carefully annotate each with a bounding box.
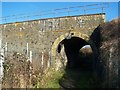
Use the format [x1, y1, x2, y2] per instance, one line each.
[51, 31, 97, 69]
[51, 31, 89, 57]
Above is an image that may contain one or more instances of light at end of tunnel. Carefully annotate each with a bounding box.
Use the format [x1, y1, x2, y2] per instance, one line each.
[82, 45, 91, 49]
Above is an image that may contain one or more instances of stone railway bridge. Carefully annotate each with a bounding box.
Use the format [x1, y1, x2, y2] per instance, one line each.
[0, 13, 105, 71]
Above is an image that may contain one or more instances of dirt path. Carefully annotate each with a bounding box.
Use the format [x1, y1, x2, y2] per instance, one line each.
[59, 64, 100, 88]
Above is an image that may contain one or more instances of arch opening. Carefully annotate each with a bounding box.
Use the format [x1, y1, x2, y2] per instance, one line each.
[51, 33, 99, 88]
[57, 37, 94, 70]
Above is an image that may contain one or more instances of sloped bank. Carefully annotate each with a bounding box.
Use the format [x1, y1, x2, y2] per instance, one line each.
[98, 18, 119, 88]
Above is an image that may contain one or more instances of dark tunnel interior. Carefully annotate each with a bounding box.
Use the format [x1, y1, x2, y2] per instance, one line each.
[57, 37, 94, 70]
[58, 37, 96, 88]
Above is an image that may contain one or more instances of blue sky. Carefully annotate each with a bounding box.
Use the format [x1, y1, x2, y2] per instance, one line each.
[1, 2, 119, 24]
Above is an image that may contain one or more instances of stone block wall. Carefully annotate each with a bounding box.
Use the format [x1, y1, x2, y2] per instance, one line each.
[0, 13, 106, 88]
[0, 13, 105, 70]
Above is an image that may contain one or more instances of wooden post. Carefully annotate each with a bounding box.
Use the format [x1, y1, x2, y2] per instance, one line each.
[29, 51, 32, 63]
[29, 50, 32, 88]
[0, 48, 5, 90]
[47, 51, 50, 68]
